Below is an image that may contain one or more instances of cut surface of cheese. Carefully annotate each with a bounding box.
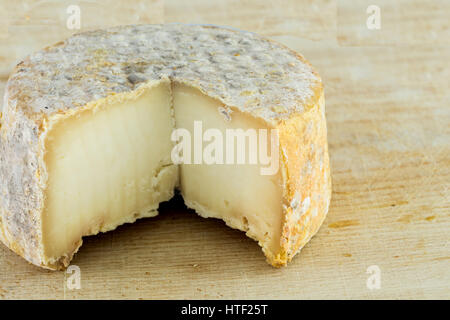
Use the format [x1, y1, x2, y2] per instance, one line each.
[0, 24, 331, 270]
[43, 81, 177, 265]
[173, 83, 283, 259]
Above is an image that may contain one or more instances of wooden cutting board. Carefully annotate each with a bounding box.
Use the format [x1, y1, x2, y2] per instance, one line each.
[0, 0, 448, 299]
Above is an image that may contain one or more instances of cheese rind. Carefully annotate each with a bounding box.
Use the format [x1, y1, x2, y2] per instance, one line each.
[0, 24, 331, 269]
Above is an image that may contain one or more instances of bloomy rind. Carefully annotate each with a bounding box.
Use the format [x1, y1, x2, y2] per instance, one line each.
[0, 88, 46, 269]
[274, 89, 332, 267]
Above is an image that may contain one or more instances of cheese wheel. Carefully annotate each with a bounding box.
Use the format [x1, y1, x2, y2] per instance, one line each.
[0, 24, 331, 270]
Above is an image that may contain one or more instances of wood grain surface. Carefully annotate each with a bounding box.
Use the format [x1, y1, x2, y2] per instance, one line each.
[0, 0, 449, 299]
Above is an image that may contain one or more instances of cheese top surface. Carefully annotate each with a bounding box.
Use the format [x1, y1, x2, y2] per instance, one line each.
[5, 24, 320, 123]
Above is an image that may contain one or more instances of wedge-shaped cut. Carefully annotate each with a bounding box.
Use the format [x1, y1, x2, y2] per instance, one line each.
[173, 84, 284, 259]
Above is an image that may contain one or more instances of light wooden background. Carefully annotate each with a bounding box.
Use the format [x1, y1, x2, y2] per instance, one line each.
[0, 0, 449, 299]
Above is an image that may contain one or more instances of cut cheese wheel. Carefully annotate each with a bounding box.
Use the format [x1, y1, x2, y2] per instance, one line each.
[0, 24, 331, 270]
